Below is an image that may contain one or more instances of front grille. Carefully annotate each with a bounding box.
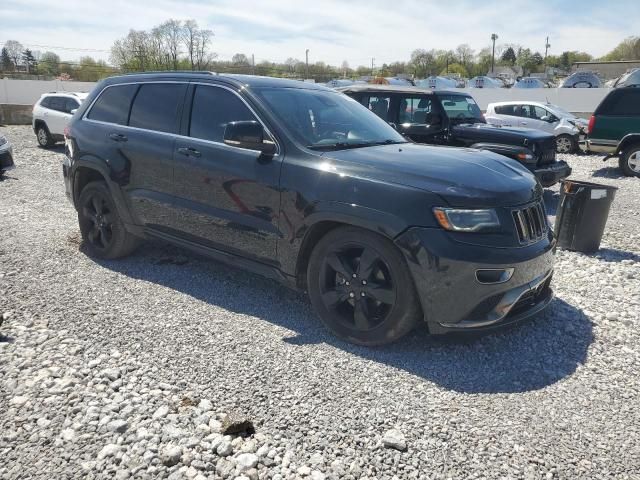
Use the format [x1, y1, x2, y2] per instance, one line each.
[539, 148, 556, 165]
[513, 202, 547, 244]
[536, 138, 557, 165]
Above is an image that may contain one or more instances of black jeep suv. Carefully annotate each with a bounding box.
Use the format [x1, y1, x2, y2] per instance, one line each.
[63, 73, 555, 345]
[339, 85, 571, 187]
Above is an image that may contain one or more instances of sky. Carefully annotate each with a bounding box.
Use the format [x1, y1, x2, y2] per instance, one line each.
[1, 0, 638, 67]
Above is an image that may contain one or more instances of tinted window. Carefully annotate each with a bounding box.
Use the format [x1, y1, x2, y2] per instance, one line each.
[47, 96, 66, 112]
[439, 95, 483, 121]
[88, 84, 138, 125]
[129, 83, 186, 134]
[600, 90, 640, 116]
[189, 85, 257, 142]
[64, 98, 80, 114]
[495, 105, 517, 116]
[40, 97, 52, 108]
[363, 96, 391, 122]
[398, 97, 433, 124]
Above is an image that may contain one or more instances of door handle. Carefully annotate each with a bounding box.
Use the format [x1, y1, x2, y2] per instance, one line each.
[109, 133, 128, 142]
[177, 147, 201, 157]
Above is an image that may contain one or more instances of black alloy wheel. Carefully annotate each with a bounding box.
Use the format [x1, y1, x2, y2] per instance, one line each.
[77, 181, 139, 259]
[307, 226, 421, 345]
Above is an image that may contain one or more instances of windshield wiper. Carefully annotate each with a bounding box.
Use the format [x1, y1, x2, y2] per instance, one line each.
[307, 139, 407, 151]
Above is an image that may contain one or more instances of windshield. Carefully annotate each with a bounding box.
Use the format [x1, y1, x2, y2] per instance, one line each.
[253, 87, 406, 150]
[439, 94, 484, 122]
[548, 104, 575, 119]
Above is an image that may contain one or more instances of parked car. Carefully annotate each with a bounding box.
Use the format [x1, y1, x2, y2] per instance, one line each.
[513, 77, 546, 89]
[0, 134, 15, 176]
[586, 87, 640, 177]
[611, 68, 640, 88]
[338, 84, 571, 187]
[63, 72, 556, 345]
[326, 79, 358, 88]
[468, 76, 502, 88]
[32, 92, 89, 147]
[485, 101, 588, 153]
[415, 76, 457, 89]
[561, 71, 602, 88]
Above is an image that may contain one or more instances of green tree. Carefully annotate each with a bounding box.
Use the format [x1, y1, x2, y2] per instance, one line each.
[1, 47, 12, 72]
[440, 63, 468, 78]
[602, 36, 640, 60]
[37, 51, 60, 76]
[501, 47, 517, 65]
[410, 49, 436, 77]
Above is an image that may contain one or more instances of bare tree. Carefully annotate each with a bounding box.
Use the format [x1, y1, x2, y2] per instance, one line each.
[182, 19, 198, 70]
[4, 40, 24, 70]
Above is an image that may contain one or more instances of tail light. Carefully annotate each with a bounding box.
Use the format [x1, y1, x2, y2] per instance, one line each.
[587, 115, 596, 135]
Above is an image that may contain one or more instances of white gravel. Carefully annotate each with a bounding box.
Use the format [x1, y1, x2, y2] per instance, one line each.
[1, 125, 639, 479]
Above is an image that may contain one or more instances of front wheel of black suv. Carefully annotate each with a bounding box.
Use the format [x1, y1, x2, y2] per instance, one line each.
[307, 226, 421, 346]
[78, 181, 139, 259]
[619, 145, 640, 177]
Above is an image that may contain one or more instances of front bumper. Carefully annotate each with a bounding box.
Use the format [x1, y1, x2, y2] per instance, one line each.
[395, 228, 555, 334]
[534, 160, 571, 187]
[0, 143, 15, 172]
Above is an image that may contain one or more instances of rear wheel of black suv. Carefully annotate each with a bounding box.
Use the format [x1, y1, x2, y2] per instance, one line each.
[78, 181, 139, 259]
[619, 145, 640, 177]
[36, 124, 54, 148]
[307, 226, 421, 346]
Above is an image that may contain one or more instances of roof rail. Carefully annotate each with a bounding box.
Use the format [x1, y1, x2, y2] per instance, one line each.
[119, 70, 218, 76]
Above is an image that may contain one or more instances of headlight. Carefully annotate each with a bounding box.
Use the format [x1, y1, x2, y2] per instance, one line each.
[0, 136, 6, 146]
[433, 208, 500, 232]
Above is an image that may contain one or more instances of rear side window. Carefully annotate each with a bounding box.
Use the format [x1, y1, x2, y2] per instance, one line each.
[598, 90, 640, 116]
[129, 83, 186, 134]
[189, 85, 257, 143]
[40, 97, 52, 109]
[495, 105, 517, 116]
[87, 84, 138, 125]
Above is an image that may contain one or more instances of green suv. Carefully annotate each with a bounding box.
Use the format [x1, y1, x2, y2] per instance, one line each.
[586, 87, 640, 177]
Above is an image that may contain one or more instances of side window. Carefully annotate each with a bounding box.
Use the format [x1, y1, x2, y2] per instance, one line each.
[49, 96, 66, 112]
[531, 106, 549, 120]
[40, 97, 52, 109]
[513, 105, 530, 118]
[398, 97, 433, 124]
[364, 96, 391, 122]
[87, 84, 139, 125]
[64, 98, 80, 114]
[604, 91, 640, 116]
[495, 105, 516, 116]
[129, 83, 186, 134]
[189, 85, 257, 143]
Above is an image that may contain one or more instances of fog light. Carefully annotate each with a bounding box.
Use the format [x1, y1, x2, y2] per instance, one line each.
[475, 268, 514, 284]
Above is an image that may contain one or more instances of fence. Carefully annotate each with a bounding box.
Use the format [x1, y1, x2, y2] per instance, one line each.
[1, 78, 612, 124]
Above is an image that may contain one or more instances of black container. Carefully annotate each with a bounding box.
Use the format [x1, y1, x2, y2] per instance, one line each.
[554, 180, 617, 253]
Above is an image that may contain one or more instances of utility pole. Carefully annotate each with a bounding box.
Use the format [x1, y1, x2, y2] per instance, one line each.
[305, 49, 309, 79]
[371, 57, 375, 77]
[252, 54, 255, 75]
[491, 33, 499, 74]
[544, 36, 551, 70]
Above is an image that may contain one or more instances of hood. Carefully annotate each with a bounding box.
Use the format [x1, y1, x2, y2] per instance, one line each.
[322, 143, 541, 208]
[452, 122, 553, 146]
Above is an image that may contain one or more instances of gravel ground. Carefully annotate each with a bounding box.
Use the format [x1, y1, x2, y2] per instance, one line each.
[1, 125, 639, 480]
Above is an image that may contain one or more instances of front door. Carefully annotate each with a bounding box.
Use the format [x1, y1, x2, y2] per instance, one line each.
[395, 95, 445, 144]
[172, 83, 282, 265]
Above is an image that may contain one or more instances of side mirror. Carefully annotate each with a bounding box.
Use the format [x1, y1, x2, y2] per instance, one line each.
[224, 121, 276, 155]
[70, 109, 78, 115]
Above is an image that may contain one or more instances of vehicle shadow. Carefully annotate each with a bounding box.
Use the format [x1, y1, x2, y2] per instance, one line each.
[88, 242, 593, 395]
[593, 247, 640, 263]
[592, 166, 626, 179]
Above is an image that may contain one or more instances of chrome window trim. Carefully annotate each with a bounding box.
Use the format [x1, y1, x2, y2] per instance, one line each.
[81, 80, 281, 156]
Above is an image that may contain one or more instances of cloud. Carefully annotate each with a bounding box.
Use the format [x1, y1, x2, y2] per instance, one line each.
[1, 0, 638, 66]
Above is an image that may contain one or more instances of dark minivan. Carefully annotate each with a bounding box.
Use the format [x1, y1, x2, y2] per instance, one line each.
[63, 73, 555, 345]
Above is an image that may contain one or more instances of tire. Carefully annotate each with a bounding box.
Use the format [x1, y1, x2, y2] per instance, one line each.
[77, 181, 139, 259]
[36, 124, 54, 148]
[307, 226, 421, 346]
[555, 134, 577, 154]
[619, 145, 640, 177]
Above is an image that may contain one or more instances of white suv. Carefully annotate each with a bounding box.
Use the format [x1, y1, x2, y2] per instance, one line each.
[485, 101, 589, 153]
[32, 92, 88, 147]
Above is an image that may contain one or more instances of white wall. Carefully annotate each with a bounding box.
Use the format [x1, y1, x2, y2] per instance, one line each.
[1, 78, 612, 115]
[0, 78, 97, 104]
[458, 87, 611, 115]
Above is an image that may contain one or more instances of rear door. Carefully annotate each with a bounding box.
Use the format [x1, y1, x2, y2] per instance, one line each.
[46, 96, 71, 136]
[171, 83, 282, 264]
[592, 89, 640, 142]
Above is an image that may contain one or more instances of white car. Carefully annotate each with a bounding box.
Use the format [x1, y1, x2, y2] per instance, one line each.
[485, 101, 588, 153]
[32, 92, 89, 147]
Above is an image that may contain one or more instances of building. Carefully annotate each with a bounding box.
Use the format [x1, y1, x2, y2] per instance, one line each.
[573, 60, 640, 80]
